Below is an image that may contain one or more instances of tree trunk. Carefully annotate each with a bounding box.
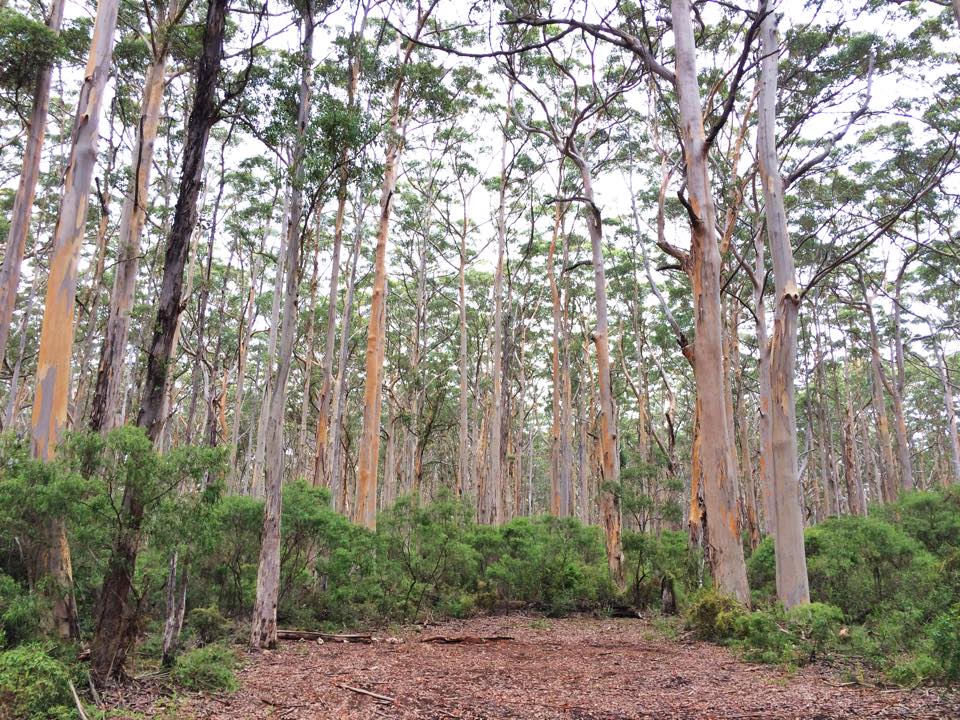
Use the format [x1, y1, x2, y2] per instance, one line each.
[251, 5, 313, 649]
[0, 0, 66, 364]
[939, 348, 960, 486]
[569, 152, 623, 583]
[548, 196, 571, 517]
[30, 0, 121, 642]
[355, 18, 430, 528]
[757, 8, 810, 608]
[864, 295, 898, 502]
[89, 0, 226, 682]
[90, 0, 183, 432]
[330, 193, 365, 512]
[672, 0, 750, 605]
[252, 189, 290, 497]
[457, 201, 470, 498]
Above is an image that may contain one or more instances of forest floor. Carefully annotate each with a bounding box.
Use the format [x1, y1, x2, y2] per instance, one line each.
[105, 615, 959, 719]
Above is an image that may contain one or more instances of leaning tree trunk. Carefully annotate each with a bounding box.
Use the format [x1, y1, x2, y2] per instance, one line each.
[251, 4, 314, 650]
[30, 0, 120, 641]
[0, 0, 66, 369]
[672, 0, 750, 605]
[757, 9, 810, 608]
[89, 0, 226, 683]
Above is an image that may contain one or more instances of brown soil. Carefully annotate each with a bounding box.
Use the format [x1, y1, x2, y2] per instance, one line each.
[103, 615, 958, 719]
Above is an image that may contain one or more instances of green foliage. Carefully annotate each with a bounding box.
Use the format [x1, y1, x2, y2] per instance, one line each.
[480, 515, 613, 616]
[622, 529, 699, 610]
[748, 515, 944, 623]
[172, 644, 238, 692]
[0, 8, 64, 93]
[930, 605, 960, 681]
[684, 589, 746, 641]
[0, 644, 72, 720]
[187, 607, 232, 645]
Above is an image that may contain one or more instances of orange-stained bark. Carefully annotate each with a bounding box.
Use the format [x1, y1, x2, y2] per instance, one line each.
[0, 0, 65, 374]
[672, 0, 749, 605]
[30, 0, 121, 640]
[355, 12, 432, 528]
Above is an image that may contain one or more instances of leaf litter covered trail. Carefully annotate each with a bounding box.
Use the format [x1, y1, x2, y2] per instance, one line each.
[121, 616, 957, 719]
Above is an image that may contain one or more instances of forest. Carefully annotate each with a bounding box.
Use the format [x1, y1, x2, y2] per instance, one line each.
[0, 0, 959, 717]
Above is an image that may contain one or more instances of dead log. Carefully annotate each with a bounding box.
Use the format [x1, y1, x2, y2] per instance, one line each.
[420, 635, 514, 644]
[276, 629, 372, 643]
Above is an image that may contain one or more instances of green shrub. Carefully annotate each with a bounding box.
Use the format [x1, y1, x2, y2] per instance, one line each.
[622, 529, 699, 610]
[748, 516, 945, 623]
[877, 489, 960, 558]
[0, 644, 72, 720]
[172, 644, 238, 692]
[784, 602, 844, 662]
[187, 607, 232, 645]
[930, 605, 960, 681]
[684, 589, 746, 641]
[0, 574, 43, 647]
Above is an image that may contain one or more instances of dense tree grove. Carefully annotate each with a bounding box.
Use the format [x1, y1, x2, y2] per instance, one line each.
[1, 0, 960, 710]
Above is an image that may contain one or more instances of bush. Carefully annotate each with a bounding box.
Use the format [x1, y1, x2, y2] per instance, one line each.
[685, 589, 746, 641]
[172, 644, 238, 692]
[877, 489, 960, 558]
[187, 607, 232, 645]
[748, 515, 945, 623]
[622, 529, 699, 611]
[0, 644, 72, 720]
[784, 602, 844, 662]
[930, 605, 960, 681]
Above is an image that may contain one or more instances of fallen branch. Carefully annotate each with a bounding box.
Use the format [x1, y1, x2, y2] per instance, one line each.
[420, 635, 514, 644]
[68, 680, 90, 720]
[277, 629, 372, 643]
[337, 684, 395, 703]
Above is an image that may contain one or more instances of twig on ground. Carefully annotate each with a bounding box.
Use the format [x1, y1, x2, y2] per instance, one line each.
[337, 684, 396, 703]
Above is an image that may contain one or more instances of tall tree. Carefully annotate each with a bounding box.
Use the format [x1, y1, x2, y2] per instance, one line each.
[29, 0, 122, 640]
[90, 0, 232, 681]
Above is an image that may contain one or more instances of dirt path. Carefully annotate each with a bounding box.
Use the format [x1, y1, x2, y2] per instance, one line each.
[111, 616, 956, 719]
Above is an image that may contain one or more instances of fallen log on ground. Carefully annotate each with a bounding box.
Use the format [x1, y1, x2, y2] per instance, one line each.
[420, 635, 514, 644]
[277, 629, 373, 643]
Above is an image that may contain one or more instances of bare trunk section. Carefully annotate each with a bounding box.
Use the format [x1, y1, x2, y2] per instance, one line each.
[330, 194, 365, 511]
[939, 347, 960, 486]
[757, 10, 810, 608]
[548, 192, 571, 517]
[90, 0, 184, 432]
[485, 80, 513, 525]
[355, 15, 432, 528]
[251, 6, 314, 649]
[30, 0, 120, 641]
[90, 0, 226, 682]
[0, 0, 66, 367]
[457, 198, 470, 498]
[863, 293, 898, 503]
[672, 0, 749, 605]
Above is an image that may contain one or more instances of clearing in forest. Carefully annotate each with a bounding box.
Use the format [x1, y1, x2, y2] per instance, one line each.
[105, 616, 957, 719]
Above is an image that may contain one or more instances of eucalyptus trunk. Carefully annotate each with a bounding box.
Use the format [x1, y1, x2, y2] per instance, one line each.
[30, 0, 121, 642]
[672, 0, 750, 605]
[757, 7, 810, 608]
[251, 5, 313, 649]
[89, 0, 226, 681]
[0, 0, 66, 366]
